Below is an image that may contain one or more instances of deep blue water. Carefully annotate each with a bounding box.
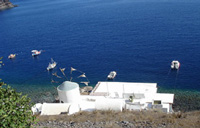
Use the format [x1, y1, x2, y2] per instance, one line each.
[0, 0, 200, 92]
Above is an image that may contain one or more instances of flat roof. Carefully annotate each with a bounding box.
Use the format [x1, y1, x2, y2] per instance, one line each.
[153, 93, 174, 103]
[90, 82, 157, 95]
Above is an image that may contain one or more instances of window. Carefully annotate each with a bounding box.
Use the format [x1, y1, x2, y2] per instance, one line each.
[154, 100, 161, 104]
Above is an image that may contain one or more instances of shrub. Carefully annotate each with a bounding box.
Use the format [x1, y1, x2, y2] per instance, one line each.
[0, 81, 35, 127]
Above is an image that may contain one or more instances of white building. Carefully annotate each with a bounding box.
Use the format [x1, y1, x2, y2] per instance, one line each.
[57, 81, 81, 103]
[90, 82, 174, 113]
[32, 81, 174, 115]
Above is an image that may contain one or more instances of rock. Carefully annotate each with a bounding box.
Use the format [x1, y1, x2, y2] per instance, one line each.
[80, 86, 93, 93]
[0, 0, 17, 10]
[70, 121, 75, 126]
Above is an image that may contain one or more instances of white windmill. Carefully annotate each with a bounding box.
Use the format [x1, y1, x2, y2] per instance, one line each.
[51, 67, 92, 103]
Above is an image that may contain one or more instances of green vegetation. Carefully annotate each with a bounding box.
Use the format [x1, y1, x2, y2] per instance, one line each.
[0, 80, 36, 128]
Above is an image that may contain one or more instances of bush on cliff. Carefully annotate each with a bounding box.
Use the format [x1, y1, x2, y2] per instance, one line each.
[0, 80, 35, 128]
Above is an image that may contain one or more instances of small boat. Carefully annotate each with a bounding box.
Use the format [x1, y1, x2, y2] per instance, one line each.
[32, 50, 41, 56]
[171, 60, 180, 70]
[107, 71, 117, 80]
[8, 54, 16, 59]
[47, 58, 57, 70]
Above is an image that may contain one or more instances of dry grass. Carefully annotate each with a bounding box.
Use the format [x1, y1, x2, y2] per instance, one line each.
[36, 110, 200, 127]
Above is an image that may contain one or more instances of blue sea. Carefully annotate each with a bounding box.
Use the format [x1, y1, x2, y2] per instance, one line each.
[0, 0, 200, 96]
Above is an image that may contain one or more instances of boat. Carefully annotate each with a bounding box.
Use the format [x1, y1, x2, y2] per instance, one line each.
[47, 58, 57, 70]
[8, 54, 16, 59]
[32, 50, 41, 56]
[171, 60, 180, 70]
[107, 71, 117, 80]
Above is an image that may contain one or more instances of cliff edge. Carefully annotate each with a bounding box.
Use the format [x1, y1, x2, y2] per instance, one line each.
[0, 0, 17, 10]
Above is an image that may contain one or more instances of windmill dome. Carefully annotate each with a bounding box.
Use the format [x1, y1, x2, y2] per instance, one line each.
[57, 81, 81, 103]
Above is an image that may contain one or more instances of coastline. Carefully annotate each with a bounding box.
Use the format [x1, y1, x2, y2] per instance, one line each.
[31, 86, 200, 128]
[158, 88, 200, 112]
[9, 83, 200, 112]
[0, 0, 17, 11]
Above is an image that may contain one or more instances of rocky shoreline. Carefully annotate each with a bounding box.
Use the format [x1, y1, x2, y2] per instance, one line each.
[34, 120, 168, 128]
[32, 110, 200, 128]
[10, 84, 200, 127]
[31, 89, 200, 127]
[0, 0, 17, 10]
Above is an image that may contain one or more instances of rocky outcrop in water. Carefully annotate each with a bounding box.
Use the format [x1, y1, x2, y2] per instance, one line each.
[0, 0, 17, 10]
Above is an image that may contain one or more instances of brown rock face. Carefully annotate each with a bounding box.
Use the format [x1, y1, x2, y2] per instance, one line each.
[0, 0, 16, 10]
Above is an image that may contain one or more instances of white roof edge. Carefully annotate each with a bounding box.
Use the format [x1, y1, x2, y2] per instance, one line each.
[98, 81, 157, 84]
[152, 93, 174, 103]
[156, 93, 174, 96]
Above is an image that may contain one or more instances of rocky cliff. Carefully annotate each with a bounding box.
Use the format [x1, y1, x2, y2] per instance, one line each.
[0, 0, 17, 10]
